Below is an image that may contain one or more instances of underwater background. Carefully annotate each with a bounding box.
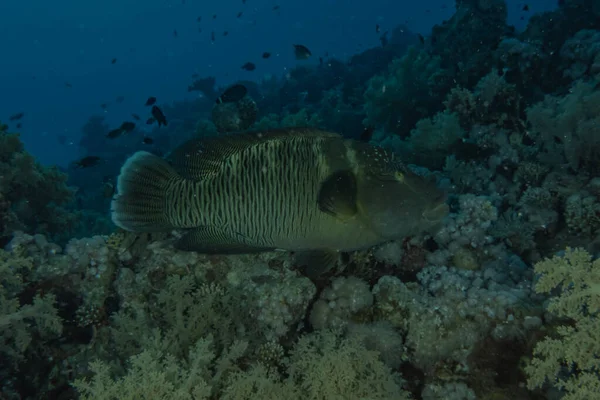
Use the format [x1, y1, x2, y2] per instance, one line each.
[1, 0, 600, 398]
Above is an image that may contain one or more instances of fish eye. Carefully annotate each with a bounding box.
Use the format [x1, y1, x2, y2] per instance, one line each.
[394, 171, 405, 182]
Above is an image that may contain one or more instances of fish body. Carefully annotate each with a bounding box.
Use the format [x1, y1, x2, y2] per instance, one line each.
[151, 105, 167, 127]
[74, 156, 101, 168]
[145, 96, 157, 106]
[293, 44, 311, 60]
[9, 112, 24, 121]
[111, 128, 448, 273]
[216, 84, 247, 104]
[107, 121, 136, 138]
[241, 62, 256, 71]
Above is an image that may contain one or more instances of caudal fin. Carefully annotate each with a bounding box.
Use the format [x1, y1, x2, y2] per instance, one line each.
[111, 151, 179, 232]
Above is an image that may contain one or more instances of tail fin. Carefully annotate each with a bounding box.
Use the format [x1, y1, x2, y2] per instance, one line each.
[111, 151, 179, 232]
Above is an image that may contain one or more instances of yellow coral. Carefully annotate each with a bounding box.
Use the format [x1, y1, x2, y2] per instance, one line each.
[526, 248, 600, 399]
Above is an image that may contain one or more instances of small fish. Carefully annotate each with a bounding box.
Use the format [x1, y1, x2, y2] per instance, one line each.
[107, 128, 123, 139]
[212, 14, 217, 19]
[107, 121, 136, 139]
[223, 31, 229, 37]
[145, 97, 157, 106]
[16, 123, 22, 129]
[216, 84, 247, 104]
[132, 113, 141, 121]
[111, 58, 117, 64]
[151, 105, 168, 127]
[146, 117, 156, 125]
[211, 31, 215, 42]
[237, 11, 243, 18]
[417, 33, 425, 45]
[65, 82, 73, 88]
[121, 121, 136, 132]
[101, 103, 108, 110]
[142, 137, 154, 145]
[197, 16, 202, 22]
[319, 57, 323, 66]
[241, 62, 256, 71]
[116, 95, 125, 103]
[293, 44, 311, 60]
[111, 128, 449, 278]
[272, 5, 280, 11]
[375, 24, 380, 33]
[522, 4, 529, 11]
[173, 29, 178, 37]
[9, 112, 24, 121]
[262, 52, 271, 59]
[74, 156, 101, 168]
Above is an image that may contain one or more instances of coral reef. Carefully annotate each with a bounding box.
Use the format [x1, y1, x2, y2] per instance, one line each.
[7, 2, 600, 399]
[0, 124, 77, 245]
[526, 248, 600, 399]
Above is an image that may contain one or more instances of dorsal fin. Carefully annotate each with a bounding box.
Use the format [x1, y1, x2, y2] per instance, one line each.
[167, 127, 341, 180]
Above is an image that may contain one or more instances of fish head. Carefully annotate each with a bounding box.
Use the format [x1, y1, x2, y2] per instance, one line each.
[353, 144, 449, 240]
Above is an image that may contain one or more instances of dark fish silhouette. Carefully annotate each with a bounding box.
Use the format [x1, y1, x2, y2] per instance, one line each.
[74, 156, 101, 168]
[216, 84, 247, 104]
[142, 137, 154, 145]
[376, 24, 380, 33]
[107, 121, 136, 139]
[132, 113, 141, 121]
[262, 52, 271, 59]
[241, 62, 256, 71]
[145, 97, 157, 106]
[111, 58, 117, 64]
[293, 44, 311, 60]
[523, 4, 529, 11]
[151, 105, 167, 127]
[237, 11, 243, 18]
[146, 117, 155, 125]
[9, 112, 24, 121]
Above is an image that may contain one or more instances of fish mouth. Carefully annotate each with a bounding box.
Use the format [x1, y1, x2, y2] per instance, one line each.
[422, 202, 449, 222]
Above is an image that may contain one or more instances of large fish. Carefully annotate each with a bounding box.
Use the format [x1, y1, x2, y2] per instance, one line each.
[111, 128, 448, 275]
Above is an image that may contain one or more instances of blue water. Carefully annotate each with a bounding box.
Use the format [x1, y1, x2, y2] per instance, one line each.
[2, 0, 554, 166]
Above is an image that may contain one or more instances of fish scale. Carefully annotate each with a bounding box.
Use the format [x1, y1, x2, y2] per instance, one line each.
[111, 128, 448, 270]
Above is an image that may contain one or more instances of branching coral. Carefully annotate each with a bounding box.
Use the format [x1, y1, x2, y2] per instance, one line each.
[75, 330, 411, 400]
[526, 248, 600, 399]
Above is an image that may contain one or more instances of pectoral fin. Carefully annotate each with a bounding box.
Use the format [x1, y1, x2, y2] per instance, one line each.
[317, 170, 358, 220]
